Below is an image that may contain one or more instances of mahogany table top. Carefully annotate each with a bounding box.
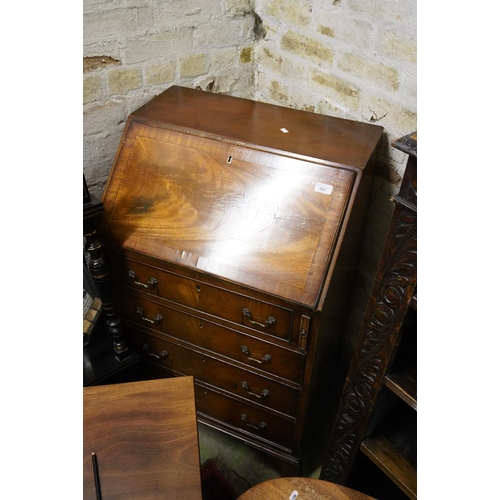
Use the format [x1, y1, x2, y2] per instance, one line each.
[83, 376, 202, 500]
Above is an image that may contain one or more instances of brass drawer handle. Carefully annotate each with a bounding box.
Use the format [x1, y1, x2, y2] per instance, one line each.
[242, 308, 276, 328]
[128, 270, 158, 289]
[142, 343, 168, 359]
[241, 381, 270, 399]
[241, 346, 272, 364]
[240, 414, 267, 430]
[136, 307, 163, 324]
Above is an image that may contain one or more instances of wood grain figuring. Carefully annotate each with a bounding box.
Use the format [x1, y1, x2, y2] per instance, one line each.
[236, 477, 377, 500]
[120, 290, 305, 383]
[122, 326, 300, 417]
[83, 377, 202, 500]
[194, 383, 295, 450]
[103, 122, 355, 307]
[131, 86, 382, 170]
[117, 257, 296, 342]
[98, 86, 384, 473]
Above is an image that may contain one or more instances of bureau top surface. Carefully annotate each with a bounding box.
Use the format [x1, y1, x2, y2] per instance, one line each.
[101, 87, 382, 308]
[131, 86, 382, 169]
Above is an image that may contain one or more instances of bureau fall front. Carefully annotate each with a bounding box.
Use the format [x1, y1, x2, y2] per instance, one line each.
[98, 85, 383, 472]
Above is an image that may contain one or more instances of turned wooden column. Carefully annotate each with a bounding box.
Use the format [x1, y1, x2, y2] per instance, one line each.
[84, 177, 131, 360]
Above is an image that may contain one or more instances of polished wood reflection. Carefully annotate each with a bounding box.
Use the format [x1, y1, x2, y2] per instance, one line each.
[237, 477, 377, 500]
[83, 377, 202, 500]
[103, 122, 356, 306]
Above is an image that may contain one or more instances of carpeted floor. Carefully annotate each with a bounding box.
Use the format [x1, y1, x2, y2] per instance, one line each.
[201, 457, 249, 500]
[198, 423, 323, 499]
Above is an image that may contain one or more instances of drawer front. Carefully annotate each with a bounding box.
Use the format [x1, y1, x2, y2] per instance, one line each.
[126, 328, 300, 418]
[195, 384, 295, 451]
[120, 292, 305, 384]
[116, 256, 293, 341]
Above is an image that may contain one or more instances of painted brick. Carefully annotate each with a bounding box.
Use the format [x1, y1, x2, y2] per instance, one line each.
[240, 47, 252, 63]
[348, 0, 417, 27]
[360, 93, 417, 136]
[210, 48, 238, 72]
[311, 70, 360, 110]
[108, 67, 143, 93]
[121, 30, 193, 64]
[145, 62, 176, 85]
[260, 17, 280, 41]
[281, 31, 333, 65]
[84, 56, 120, 73]
[312, 0, 344, 13]
[338, 53, 399, 91]
[83, 130, 122, 166]
[257, 46, 282, 73]
[378, 30, 417, 64]
[213, 71, 254, 95]
[256, 73, 291, 105]
[398, 72, 417, 103]
[315, 14, 375, 49]
[316, 98, 351, 120]
[84, 0, 151, 9]
[83, 74, 103, 104]
[83, 8, 153, 43]
[84, 159, 114, 199]
[268, 79, 292, 105]
[317, 25, 334, 38]
[289, 87, 317, 113]
[122, 0, 155, 8]
[154, 1, 223, 30]
[83, 0, 113, 10]
[224, 0, 253, 16]
[194, 19, 250, 50]
[83, 40, 121, 60]
[83, 102, 127, 137]
[258, 46, 307, 82]
[266, 0, 313, 27]
[180, 53, 207, 78]
[256, 73, 316, 113]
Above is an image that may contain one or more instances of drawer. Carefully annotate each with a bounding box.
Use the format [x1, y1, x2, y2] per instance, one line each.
[126, 328, 300, 418]
[115, 256, 293, 341]
[120, 292, 305, 385]
[195, 384, 295, 451]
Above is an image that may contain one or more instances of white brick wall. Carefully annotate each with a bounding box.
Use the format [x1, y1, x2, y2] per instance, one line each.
[83, 0, 417, 362]
[84, 0, 416, 196]
[253, 0, 417, 349]
[83, 0, 256, 197]
[254, 0, 417, 151]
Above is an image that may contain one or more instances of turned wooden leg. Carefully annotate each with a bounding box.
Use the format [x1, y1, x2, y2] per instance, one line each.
[84, 218, 131, 360]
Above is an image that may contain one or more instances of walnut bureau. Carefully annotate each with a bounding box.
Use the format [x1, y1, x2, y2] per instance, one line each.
[98, 86, 383, 472]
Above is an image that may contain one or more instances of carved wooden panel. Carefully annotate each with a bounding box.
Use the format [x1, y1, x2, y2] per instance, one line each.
[320, 197, 417, 484]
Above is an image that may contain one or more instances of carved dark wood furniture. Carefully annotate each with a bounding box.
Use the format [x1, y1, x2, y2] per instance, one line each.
[98, 86, 383, 472]
[84, 177, 138, 385]
[320, 132, 417, 498]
